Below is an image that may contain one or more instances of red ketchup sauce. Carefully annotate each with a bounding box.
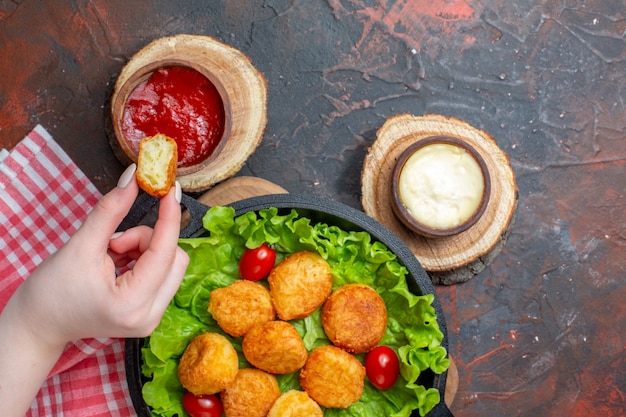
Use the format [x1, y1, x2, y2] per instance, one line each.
[121, 66, 225, 168]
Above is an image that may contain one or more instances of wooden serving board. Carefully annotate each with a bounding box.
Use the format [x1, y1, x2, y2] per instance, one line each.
[362, 114, 518, 285]
[195, 175, 289, 206]
[179, 176, 288, 228]
[109, 35, 268, 193]
[191, 175, 458, 407]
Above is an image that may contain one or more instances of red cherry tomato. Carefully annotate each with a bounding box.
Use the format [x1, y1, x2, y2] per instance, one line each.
[238, 243, 276, 281]
[182, 392, 223, 417]
[365, 346, 400, 390]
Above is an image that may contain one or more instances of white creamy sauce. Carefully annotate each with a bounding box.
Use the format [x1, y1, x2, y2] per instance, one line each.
[398, 143, 485, 230]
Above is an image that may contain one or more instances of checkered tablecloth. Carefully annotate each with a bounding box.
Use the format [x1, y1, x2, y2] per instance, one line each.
[0, 125, 136, 416]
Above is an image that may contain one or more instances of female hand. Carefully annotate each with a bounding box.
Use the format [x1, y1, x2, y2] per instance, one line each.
[0, 164, 189, 416]
[19, 163, 189, 342]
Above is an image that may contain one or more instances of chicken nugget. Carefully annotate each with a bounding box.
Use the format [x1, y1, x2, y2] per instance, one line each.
[268, 251, 333, 320]
[299, 345, 365, 408]
[136, 133, 177, 198]
[322, 283, 387, 353]
[222, 368, 280, 417]
[177, 332, 239, 395]
[208, 280, 275, 337]
[268, 390, 323, 417]
[242, 320, 308, 374]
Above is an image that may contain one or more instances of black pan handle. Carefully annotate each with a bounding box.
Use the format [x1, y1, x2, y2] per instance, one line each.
[117, 191, 210, 238]
[116, 192, 159, 232]
[428, 401, 455, 417]
[180, 193, 210, 238]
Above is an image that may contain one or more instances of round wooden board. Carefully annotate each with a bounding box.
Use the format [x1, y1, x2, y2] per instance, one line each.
[180, 176, 288, 228]
[444, 357, 459, 408]
[109, 34, 268, 193]
[187, 175, 459, 406]
[362, 114, 517, 281]
[196, 175, 289, 206]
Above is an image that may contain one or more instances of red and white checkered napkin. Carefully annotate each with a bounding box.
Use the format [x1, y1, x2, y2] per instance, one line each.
[0, 125, 136, 416]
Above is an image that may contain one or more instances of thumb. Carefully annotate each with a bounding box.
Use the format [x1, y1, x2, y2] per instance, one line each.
[75, 164, 139, 246]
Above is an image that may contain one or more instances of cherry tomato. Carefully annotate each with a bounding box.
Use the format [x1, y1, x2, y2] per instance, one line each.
[238, 243, 276, 281]
[182, 392, 223, 417]
[365, 345, 400, 390]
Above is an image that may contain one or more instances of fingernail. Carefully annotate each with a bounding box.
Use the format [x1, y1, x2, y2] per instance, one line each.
[117, 164, 137, 189]
[111, 231, 124, 240]
[175, 181, 182, 204]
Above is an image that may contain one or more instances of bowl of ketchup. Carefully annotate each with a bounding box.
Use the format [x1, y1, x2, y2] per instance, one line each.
[110, 34, 267, 192]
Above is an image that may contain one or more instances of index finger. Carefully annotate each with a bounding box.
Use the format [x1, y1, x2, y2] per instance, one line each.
[128, 183, 184, 292]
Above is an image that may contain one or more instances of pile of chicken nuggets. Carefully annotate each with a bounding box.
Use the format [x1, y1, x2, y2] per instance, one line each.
[177, 250, 389, 417]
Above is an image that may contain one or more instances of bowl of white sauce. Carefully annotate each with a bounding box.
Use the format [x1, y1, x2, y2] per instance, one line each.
[391, 136, 491, 238]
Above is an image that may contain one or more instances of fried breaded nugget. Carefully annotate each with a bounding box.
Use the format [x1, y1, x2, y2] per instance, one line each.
[208, 280, 276, 337]
[268, 251, 333, 320]
[242, 320, 308, 374]
[299, 345, 365, 408]
[136, 133, 177, 198]
[267, 390, 323, 417]
[322, 283, 387, 353]
[222, 368, 280, 417]
[177, 332, 239, 395]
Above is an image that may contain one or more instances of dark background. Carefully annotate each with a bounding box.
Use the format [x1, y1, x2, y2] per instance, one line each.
[1, 1, 625, 416]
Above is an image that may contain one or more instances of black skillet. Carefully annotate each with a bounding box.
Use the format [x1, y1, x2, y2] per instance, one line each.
[122, 192, 454, 417]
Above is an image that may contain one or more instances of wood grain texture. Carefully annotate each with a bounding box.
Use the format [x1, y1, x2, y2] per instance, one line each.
[196, 176, 288, 207]
[180, 176, 288, 228]
[362, 114, 517, 279]
[110, 35, 268, 192]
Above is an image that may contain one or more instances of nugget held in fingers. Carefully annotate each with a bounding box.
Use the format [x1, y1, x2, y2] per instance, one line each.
[242, 320, 308, 374]
[222, 368, 280, 417]
[300, 345, 365, 408]
[322, 283, 387, 353]
[268, 251, 333, 320]
[177, 332, 238, 395]
[136, 133, 177, 198]
[208, 280, 275, 337]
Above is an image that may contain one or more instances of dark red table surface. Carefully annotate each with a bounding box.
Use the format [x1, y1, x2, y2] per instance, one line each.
[2, 1, 625, 416]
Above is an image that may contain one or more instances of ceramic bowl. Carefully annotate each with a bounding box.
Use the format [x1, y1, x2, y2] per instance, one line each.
[391, 136, 491, 238]
[109, 34, 267, 192]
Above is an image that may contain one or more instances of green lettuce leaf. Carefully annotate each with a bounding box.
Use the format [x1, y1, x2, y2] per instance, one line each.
[141, 206, 448, 417]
